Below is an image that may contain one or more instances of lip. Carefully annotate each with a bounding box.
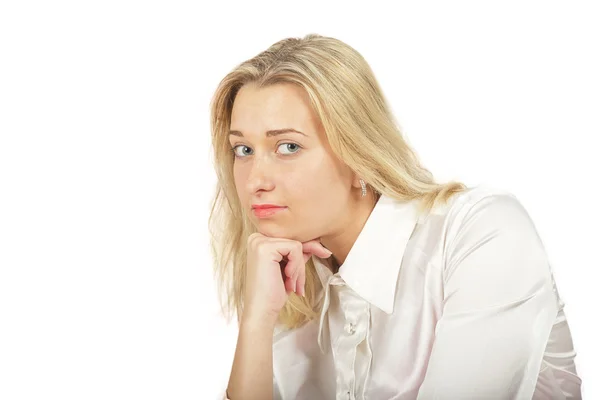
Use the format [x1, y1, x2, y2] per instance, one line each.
[251, 205, 287, 218]
[252, 204, 284, 209]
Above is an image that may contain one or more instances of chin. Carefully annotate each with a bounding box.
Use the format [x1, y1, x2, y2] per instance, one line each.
[254, 223, 300, 241]
[258, 226, 295, 240]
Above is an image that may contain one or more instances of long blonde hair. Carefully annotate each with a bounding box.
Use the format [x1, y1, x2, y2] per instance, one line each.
[208, 34, 467, 330]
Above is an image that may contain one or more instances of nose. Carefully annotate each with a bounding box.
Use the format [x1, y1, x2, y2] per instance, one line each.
[245, 155, 275, 195]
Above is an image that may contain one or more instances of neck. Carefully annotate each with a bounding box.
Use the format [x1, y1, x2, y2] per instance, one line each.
[319, 191, 380, 272]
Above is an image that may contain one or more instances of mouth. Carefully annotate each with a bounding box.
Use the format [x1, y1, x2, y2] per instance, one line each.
[251, 206, 287, 218]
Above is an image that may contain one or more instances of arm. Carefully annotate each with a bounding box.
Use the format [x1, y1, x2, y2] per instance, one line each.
[417, 193, 559, 399]
[225, 313, 277, 400]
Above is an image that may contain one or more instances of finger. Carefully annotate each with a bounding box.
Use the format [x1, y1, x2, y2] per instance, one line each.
[287, 243, 306, 294]
[269, 239, 324, 261]
[296, 266, 306, 296]
[283, 256, 296, 279]
[289, 257, 301, 295]
[271, 241, 309, 295]
[281, 257, 295, 294]
[302, 240, 333, 258]
[283, 261, 302, 296]
[285, 275, 295, 294]
[303, 251, 312, 264]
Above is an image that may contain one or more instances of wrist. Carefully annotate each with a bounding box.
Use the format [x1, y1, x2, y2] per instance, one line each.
[240, 309, 278, 332]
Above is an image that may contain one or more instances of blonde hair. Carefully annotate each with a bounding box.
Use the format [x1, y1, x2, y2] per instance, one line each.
[208, 34, 467, 330]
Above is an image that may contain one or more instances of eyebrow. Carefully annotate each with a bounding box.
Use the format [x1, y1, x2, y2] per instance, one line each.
[228, 128, 307, 137]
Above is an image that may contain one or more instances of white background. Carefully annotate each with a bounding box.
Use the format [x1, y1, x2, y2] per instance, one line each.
[1, 1, 598, 399]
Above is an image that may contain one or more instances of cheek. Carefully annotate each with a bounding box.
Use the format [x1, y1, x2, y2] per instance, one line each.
[232, 164, 247, 197]
[288, 161, 343, 195]
[232, 165, 242, 185]
[279, 166, 321, 197]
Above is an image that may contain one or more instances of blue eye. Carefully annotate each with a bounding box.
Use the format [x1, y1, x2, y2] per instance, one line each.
[231, 145, 253, 158]
[277, 143, 301, 155]
[230, 143, 302, 158]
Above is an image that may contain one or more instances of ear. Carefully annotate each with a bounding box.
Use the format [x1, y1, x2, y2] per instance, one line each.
[351, 172, 362, 189]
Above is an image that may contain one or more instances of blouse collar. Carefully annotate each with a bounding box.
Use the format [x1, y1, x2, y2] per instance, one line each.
[312, 193, 423, 315]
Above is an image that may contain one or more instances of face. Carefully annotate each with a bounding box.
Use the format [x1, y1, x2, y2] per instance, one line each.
[229, 82, 359, 242]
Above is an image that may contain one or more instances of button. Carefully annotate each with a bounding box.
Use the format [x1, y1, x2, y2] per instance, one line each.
[345, 322, 356, 335]
[347, 390, 352, 399]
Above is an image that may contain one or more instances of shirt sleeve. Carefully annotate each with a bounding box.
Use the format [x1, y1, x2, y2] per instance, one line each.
[416, 192, 559, 399]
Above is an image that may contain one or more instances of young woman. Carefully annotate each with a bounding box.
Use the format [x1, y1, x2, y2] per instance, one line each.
[209, 34, 582, 400]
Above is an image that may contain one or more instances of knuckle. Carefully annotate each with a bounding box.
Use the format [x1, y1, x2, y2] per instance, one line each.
[247, 232, 262, 247]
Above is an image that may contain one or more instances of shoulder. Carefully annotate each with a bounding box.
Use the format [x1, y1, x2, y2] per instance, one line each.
[445, 184, 532, 232]
[425, 184, 528, 230]
[438, 184, 519, 215]
[415, 184, 545, 270]
[419, 184, 531, 242]
[409, 185, 531, 257]
[440, 184, 549, 280]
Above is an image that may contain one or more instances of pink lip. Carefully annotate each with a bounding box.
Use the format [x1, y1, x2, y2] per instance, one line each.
[252, 206, 287, 218]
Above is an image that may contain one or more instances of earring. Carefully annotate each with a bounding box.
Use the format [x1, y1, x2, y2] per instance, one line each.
[359, 179, 367, 197]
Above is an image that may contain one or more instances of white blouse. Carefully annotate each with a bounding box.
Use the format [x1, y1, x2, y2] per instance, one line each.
[226, 185, 582, 399]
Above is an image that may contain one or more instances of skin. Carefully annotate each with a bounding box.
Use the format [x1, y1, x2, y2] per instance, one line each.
[229, 82, 379, 268]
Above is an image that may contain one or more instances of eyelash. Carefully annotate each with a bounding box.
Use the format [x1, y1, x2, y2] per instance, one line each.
[230, 142, 303, 159]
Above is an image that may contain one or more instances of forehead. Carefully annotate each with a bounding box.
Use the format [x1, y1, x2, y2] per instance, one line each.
[230, 83, 320, 135]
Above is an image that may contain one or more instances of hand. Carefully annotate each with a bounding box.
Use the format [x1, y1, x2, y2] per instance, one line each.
[242, 232, 333, 325]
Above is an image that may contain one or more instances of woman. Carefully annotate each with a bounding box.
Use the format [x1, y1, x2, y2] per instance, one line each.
[209, 34, 581, 399]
